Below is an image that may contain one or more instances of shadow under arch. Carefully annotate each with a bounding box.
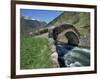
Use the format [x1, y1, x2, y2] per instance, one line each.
[65, 31, 79, 46]
[52, 24, 80, 46]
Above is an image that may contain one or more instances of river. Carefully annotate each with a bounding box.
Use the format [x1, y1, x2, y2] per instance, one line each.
[56, 43, 90, 67]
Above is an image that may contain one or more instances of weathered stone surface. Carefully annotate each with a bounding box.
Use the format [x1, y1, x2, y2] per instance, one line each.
[48, 37, 59, 67]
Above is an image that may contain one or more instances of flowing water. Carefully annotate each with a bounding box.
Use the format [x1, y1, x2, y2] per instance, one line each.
[56, 43, 90, 67]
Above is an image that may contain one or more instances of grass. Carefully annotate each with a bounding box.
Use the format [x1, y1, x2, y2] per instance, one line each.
[20, 36, 53, 69]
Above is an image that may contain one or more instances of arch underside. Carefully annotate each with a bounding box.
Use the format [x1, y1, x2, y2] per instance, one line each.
[52, 24, 80, 46]
[65, 31, 79, 46]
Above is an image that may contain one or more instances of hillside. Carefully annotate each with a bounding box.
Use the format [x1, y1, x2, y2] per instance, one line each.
[20, 15, 47, 36]
[47, 11, 90, 47]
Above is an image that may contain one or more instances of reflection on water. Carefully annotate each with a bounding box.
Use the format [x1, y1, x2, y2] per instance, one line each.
[56, 43, 90, 67]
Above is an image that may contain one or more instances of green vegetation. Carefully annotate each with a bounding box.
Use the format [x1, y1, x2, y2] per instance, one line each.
[20, 36, 53, 69]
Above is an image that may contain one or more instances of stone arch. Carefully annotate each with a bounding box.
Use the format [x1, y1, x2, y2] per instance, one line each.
[52, 24, 80, 46]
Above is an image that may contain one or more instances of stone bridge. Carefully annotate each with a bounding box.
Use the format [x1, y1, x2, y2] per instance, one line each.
[49, 24, 80, 46]
[48, 24, 81, 67]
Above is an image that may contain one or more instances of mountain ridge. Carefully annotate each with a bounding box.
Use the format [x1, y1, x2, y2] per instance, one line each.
[20, 15, 47, 36]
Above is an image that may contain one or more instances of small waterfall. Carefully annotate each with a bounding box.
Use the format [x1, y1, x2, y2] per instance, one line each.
[56, 43, 90, 67]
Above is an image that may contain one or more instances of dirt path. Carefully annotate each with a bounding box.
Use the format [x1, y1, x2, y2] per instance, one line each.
[34, 33, 48, 38]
